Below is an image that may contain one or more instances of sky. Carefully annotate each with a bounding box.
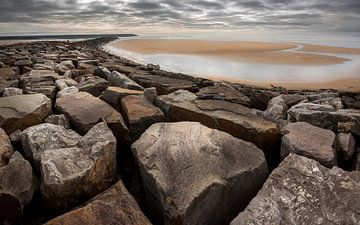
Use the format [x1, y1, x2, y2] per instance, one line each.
[0, 0, 359, 35]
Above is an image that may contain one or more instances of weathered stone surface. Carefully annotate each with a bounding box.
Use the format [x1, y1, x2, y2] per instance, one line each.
[0, 68, 17, 80]
[196, 85, 251, 107]
[100, 86, 143, 111]
[40, 122, 117, 209]
[44, 180, 151, 225]
[121, 95, 164, 141]
[56, 92, 130, 143]
[0, 128, 13, 167]
[281, 122, 336, 167]
[45, 114, 70, 129]
[0, 93, 52, 134]
[230, 154, 360, 225]
[336, 133, 356, 160]
[155, 90, 197, 115]
[76, 75, 109, 97]
[56, 86, 79, 98]
[55, 79, 68, 90]
[143, 87, 157, 103]
[108, 71, 144, 91]
[132, 122, 268, 225]
[131, 74, 197, 95]
[2, 87, 22, 97]
[54, 64, 71, 75]
[342, 95, 360, 109]
[313, 97, 344, 110]
[338, 122, 360, 136]
[95, 66, 111, 80]
[0, 152, 36, 219]
[264, 94, 288, 120]
[14, 59, 32, 68]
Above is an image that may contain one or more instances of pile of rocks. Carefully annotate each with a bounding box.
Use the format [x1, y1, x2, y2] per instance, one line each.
[0, 39, 359, 225]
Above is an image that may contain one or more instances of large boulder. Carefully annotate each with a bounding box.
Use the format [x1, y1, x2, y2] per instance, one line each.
[3, 87, 23, 97]
[264, 94, 288, 120]
[43, 180, 151, 225]
[100, 86, 143, 111]
[75, 75, 109, 97]
[0, 68, 18, 80]
[281, 122, 336, 167]
[0, 128, 14, 167]
[45, 114, 70, 129]
[0, 93, 52, 134]
[108, 71, 144, 91]
[121, 95, 164, 141]
[132, 122, 268, 225]
[55, 91, 130, 144]
[230, 154, 360, 225]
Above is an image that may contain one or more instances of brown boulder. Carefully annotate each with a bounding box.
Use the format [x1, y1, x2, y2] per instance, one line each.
[0, 128, 13, 167]
[100, 86, 143, 111]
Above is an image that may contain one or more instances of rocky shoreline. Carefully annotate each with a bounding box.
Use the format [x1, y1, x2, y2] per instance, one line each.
[0, 37, 359, 225]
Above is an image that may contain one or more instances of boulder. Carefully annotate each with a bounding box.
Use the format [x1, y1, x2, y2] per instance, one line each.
[55, 79, 68, 90]
[264, 94, 288, 120]
[54, 64, 71, 75]
[0, 93, 52, 134]
[281, 122, 336, 167]
[230, 154, 360, 225]
[143, 87, 157, 103]
[132, 122, 268, 225]
[312, 97, 343, 110]
[94, 66, 111, 80]
[121, 95, 164, 141]
[336, 133, 356, 160]
[0, 152, 36, 222]
[45, 114, 70, 129]
[0, 128, 13, 167]
[342, 95, 360, 109]
[2, 87, 22, 97]
[130, 74, 197, 95]
[100, 86, 143, 111]
[108, 71, 144, 91]
[56, 86, 79, 98]
[56, 92, 130, 143]
[76, 75, 109, 97]
[155, 90, 197, 115]
[0, 68, 17, 80]
[338, 122, 360, 136]
[43, 180, 151, 225]
[14, 59, 32, 68]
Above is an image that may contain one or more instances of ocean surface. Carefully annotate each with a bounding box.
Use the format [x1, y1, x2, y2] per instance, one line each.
[104, 33, 360, 83]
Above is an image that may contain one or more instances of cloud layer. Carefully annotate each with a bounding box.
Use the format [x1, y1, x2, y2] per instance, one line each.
[0, 0, 359, 34]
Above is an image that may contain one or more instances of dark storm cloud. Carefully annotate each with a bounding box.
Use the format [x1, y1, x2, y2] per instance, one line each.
[0, 0, 359, 32]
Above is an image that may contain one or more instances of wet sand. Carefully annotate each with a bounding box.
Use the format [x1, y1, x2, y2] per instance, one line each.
[112, 39, 354, 65]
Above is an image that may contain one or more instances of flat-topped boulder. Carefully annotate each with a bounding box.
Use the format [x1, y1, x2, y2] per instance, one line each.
[0, 93, 52, 134]
[131, 74, 198, 95]
[230, 154, 360, 225]
[44, 180, 151, 225]
[0, 68, 18, 80]
[108, 71, 144, 90]
[0, 128, 14, 167]
[281, 122, 336, 167]
[100, 86, 143, 111]
[132, 122, 268, 225]
[121, 95, 164, 141]
[55, 91, 130, 143]
[75, 75, 109, 97]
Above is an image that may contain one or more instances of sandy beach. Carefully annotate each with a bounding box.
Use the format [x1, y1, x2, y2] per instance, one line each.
[112, 39, 357, 65]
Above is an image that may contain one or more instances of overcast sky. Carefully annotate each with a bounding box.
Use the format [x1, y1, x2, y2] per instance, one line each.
[0, 0, 359, 35]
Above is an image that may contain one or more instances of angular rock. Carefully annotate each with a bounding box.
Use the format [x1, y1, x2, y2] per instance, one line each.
[94, 66, 111, 80]
[14, 59, 32, 68]
[108, 71, 144, 91]
[342, 95, 360, 109]
[55, 79, 68, 90]
[44, 180, 151, 225]
[54, 64, 71, 75]
[56, 92, 130, 143]
[100, 86, 143, 111]
[155, 90, 197, 115]
[313, 97, 343, 110]
[76, 75, 109, 97]
[0, 68, 17, 80]
[121, 95, 164, 141]
[230, 154, 360, 225]
[0, 128, 13, 167]
[264, 94, 288, 120]
[132, 122, 268, 225]
[56, 86, 79, 98]
[143, 87, 157, 103]
[338, 122, 360, 136]
[281, 122, 336, 167]
[336, 133, 356, 160]
[0, 93, 52, 134]
[45, 114, 70, 129]
[131, 74, 196, 95]
[2, 87, 22, 97]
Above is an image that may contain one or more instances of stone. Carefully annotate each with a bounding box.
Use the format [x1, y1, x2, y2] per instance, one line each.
[0, 128, 13, 167]
[40, 122, 117, 209]
[78, 60, 99, 67]
[108, 71, 144, 91]
[121, 95, 164, 141]
[342, 95, 360, 109]
[196, 85, 251, 107]
[60, 60, 75, 70]
[0, 79, 19, 96]
[338, 122, 360, 136]
[307, 91, 339, 101]
[143, 87, 157, 103]
[56, 86, 79, 98]
[76, 75, 109, 97]
[313, 97, 344, 110]
[56, 92, 130, 143]
[100, 86, 143, 111]
[336, 133, 356, 160]
[0, 68, 17, 80]
[94, 66, 111, 80]
[45, 114, 70, 129]
[131, 74, 197, 95]
[281, 122, 336, 167]
[2, 87, 22, 97]
[283, 94, 307, 106]
[54, 64, 71, 75]
[155, 90, 197, 115]
[43, 180, 151, 225]
[230, 154, 360, 225]
[0, 93, 52, 134]
[55, 79, 68, 90]
[0, 152, 36, 221]
[132, 122, 268, 225]
[9, 130, 21, 143]
[264, 94, 288, 120]
[14, 59, 32, 68]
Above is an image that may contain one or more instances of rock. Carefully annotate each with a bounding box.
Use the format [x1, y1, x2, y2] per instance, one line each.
[0, 93, 52, 134]
[0, 152, 36, 221]
[43, 180, 151, 225]
[132, 122, 268, 225]
[55, 92, 130, 143]
[0, 128, 13, 167]
[55, 79, 68, 90]
[143, 87, 157, 103]
[76, 75, 109, 97]
[230, 154, 360, 225]
[342, 95, 360, 109]
[307, 91, 339, 101]
[2, 87, 22, 97]
[78, 59, 99, 67]
[281, 122, 336, 167]
[121, 95, 164, 141]
[45, 114, 70, 129]
[9, 130, 21, 143]
[60, 60, 75, 70]
[94, 66, 111, 80]
[264, 94, 288, 120]
[0, 68, 17, 80]
[40, 122, 117, 209]
[336, 133, 356, 160]
[355, 152, 360, 171]
[14, 59, 32, 68]
[155, 90, 197, 115]
[313, 97, 344, 110]
[54, 64, 71, 75]
[108, 71, 144, 91]
[131, 74, 197, 95]
[283, 94, 307, 106]
[338, 122, 360, 136]
[56, 86, 79, 98]
[196, 85, 251, 107]
[100, 86, 143, 111]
